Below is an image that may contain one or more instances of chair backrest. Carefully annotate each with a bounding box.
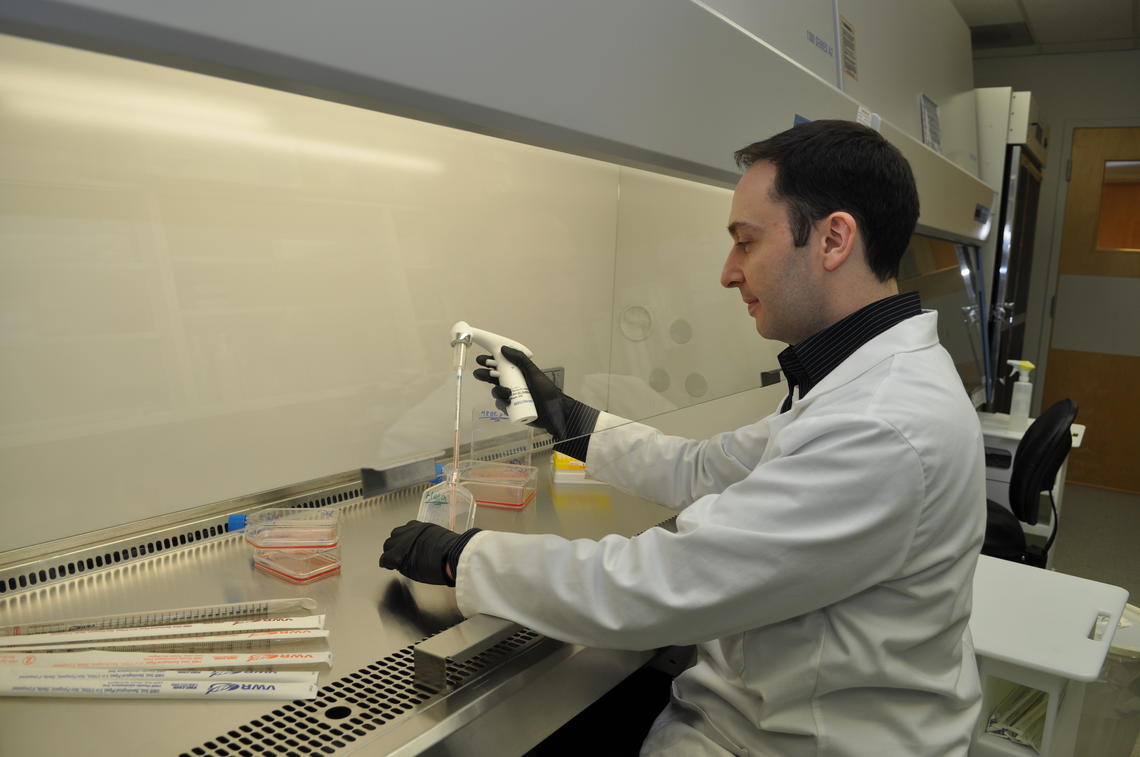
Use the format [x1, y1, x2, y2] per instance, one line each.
[1008, 398, 1079, 525]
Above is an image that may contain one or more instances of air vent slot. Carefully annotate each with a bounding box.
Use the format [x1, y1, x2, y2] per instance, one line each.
[1, 523, 229, 595]
[970, 22, 1034, 49]
[181, 628, 542, 756]
[0, 483, 363, 597]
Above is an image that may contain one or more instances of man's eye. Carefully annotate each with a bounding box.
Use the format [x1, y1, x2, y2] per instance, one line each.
[735, 240, 751, 251]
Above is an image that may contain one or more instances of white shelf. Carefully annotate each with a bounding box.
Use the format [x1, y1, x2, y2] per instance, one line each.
[972, 557, 1127, 680]
[969, 557, 1128, 756]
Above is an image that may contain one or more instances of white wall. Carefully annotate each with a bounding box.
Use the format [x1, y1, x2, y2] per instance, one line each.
[973, 49, 1140, 409]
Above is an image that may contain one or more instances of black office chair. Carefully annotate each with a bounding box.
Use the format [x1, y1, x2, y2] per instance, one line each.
[982, 398, 1079, 569]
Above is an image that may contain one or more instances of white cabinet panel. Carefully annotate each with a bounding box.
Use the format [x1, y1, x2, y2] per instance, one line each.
[838, 0, 980, 177]
[697, 0, 840, 84]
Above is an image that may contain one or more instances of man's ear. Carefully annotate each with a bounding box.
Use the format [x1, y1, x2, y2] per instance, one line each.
[820, 211, 859, 272]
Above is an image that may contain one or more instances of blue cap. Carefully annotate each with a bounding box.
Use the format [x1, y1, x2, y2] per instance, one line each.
[227, 513, 247, 532]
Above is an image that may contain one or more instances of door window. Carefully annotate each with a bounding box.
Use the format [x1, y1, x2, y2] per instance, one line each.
[1094, 160, 1140, 252]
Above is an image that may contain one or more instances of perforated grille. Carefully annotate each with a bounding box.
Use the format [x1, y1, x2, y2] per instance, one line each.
[181, 627, 543, 757]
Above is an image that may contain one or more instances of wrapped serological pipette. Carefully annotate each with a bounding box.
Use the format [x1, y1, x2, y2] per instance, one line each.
[0, 602, 332, 700]
[0, 668, 321, 699]
[0, 598, 318, 636]
[0, 615, 325, 648]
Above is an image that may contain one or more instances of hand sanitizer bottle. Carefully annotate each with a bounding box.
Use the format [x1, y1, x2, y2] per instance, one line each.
[1006, 360, 1035, 432]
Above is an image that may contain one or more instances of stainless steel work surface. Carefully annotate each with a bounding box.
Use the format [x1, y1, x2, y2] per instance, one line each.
[0, 458, 675, 756]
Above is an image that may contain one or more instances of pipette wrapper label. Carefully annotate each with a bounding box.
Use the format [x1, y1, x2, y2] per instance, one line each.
[0, 668, 318, 683]
[0, 669, 318, 699]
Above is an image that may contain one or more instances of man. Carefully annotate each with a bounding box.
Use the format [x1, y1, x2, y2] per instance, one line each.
[381, 119, 986, 755]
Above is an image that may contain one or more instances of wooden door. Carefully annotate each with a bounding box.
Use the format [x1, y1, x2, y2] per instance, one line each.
[1042, 127, 1140, 493]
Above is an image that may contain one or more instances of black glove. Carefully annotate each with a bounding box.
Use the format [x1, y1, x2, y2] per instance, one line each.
[473, 345, 599, 461]
[379, 521, 481, 587]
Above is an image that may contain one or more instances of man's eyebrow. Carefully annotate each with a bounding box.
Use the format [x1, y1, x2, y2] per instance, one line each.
[727, 221, 761, 237]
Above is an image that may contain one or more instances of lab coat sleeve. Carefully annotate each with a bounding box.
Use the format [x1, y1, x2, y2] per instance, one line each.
[584, 411, 773, 509]
[455, 412, 926, 651]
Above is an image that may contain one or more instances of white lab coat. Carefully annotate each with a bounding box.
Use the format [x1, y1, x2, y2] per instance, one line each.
[455, 312, 986, 756]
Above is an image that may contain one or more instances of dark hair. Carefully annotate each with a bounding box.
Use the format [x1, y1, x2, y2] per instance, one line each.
[734, 120, 919, 281]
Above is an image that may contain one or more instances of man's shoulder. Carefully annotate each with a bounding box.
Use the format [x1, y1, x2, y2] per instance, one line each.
[792, 341, 979, 445]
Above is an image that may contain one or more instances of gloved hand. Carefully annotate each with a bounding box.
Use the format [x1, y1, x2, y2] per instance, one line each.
[473, 346, 599, 455]
[379, 521, 481, 586]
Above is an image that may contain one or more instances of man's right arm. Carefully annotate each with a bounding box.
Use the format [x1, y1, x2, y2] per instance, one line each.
[585, 414, 768, 510]
[474, 344, 767, 507]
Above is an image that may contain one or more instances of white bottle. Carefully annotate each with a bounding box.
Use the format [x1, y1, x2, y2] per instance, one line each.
[1006, 359, 1035, 431]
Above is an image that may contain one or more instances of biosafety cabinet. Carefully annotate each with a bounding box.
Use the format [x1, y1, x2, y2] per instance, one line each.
[976, 88, 1049, 410]
[0, 2, 995, 754]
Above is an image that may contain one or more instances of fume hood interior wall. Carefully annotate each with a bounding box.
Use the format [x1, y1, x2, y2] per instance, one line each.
[0, 0, 991, 553]
[0, 33, 771, 553]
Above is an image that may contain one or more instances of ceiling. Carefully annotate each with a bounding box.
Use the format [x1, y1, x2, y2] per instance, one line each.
[950, 0, 1140, 57]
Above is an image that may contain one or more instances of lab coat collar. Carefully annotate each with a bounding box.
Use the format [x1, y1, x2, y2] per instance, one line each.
[777, 291, 922, 410]
[784, 310, 941, 411]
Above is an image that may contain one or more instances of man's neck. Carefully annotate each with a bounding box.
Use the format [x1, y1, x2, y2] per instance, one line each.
[807, 281, 900, 344]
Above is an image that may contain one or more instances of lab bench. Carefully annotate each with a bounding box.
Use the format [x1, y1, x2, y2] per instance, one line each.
[0, 458, 677, 756]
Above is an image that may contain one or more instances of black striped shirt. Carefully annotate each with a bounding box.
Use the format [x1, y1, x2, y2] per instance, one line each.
[777, 291, 922, 413]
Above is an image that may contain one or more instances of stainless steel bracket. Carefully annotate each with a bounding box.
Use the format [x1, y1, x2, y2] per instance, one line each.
[414, 614, 525, 691]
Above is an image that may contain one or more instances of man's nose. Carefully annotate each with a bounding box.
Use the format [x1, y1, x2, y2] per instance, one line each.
[720, 250, 742, 289]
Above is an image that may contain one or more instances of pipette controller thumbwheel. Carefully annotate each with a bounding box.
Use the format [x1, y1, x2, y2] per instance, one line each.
[450, 321, 538, 424]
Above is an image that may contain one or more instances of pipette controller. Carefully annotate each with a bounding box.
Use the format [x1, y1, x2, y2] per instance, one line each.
[451, 321, 537, 424]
